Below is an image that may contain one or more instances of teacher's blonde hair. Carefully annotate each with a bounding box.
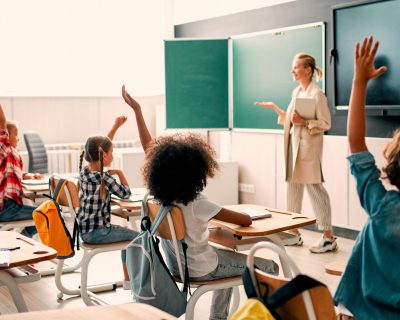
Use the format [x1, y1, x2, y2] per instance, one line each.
[295, 53, 323, 82]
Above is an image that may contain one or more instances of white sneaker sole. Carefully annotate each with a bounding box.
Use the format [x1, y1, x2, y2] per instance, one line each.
[309, 243, 338, 254]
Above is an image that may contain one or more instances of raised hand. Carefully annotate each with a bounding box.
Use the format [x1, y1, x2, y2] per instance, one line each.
[122, 85, 140, 111]
[354, 36, 387, 84]
[114, 116, 128, 129]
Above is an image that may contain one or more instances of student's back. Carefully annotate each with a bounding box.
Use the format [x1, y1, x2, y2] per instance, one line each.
[122, 85, 278, 320]
[334, 37, 400, 319]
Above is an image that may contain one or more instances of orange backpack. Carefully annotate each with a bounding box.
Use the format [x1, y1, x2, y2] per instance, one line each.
[33, 178, 79, 259]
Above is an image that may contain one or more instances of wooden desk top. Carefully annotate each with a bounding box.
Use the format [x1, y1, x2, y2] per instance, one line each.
[111, 188, 147, 211]
[325, 260, 347, 276]
[209, 204, 316, 237]
[0, 303, 176, 320]
[0, 231, 57, 270]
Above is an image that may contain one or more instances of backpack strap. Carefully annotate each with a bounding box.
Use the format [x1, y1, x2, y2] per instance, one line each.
[148, 203, 190, 296]
[267, 274, 325, 309]
[50, 177, 68, 202]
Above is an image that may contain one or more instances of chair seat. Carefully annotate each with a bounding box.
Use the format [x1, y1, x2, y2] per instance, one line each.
[174, 275, 242, 286]
[80, 241, 131, 250]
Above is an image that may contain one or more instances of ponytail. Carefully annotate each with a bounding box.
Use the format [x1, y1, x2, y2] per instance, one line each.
[79, 150, 85, 172]
[98, 147, 106, 201]
[315, 66, 323, 82]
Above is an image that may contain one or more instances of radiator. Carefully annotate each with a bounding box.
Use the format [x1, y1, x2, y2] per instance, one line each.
[47, 149, 81, 174]
[21, 140, 137, 174]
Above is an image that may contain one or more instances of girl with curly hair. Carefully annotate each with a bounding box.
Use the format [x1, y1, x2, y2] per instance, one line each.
[122, 85, 278, 320]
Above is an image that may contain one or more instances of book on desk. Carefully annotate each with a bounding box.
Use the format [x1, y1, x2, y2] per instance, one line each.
[240, 208, 272, 220]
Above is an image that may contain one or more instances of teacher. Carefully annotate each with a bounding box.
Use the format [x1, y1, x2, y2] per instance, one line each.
[255, 53, 337, 254]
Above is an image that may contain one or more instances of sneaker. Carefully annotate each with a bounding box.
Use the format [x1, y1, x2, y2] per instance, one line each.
[280, 232, 304, 246]
[309, 236, 338, 253]
[123, 280, 131, 290]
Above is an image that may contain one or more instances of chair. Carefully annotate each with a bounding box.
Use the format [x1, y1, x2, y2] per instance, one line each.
[146, 199, 242, 320]
[245, 242, 336, 320]
[50, 176, 132, 306]
[23, 132, 48, 174]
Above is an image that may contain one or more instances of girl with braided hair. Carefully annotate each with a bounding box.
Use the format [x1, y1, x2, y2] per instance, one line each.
[76, 116, 138, 289]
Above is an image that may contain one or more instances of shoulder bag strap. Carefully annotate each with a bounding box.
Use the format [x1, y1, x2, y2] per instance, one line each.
[267, 274, 325, 309]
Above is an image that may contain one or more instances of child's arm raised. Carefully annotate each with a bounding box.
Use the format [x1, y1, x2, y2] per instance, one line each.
[122, 85, 152, 152]
[0, 104, 6, 129]
[213, 208, 252, 227]
[107, 116, 127, 141]
[348, 37, 387, 154]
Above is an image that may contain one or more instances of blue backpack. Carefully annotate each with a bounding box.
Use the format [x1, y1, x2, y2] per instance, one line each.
[126, 200, 189, 317]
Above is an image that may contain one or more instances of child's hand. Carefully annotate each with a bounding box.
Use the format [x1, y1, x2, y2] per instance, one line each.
[23, 173, 44, 180]
[114, 116, 127, 129]
[354, 36, 387, 84]
[122, 85, 141, 111]
[106, 169, 122, 176]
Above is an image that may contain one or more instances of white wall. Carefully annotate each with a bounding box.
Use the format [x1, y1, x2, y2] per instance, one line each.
[0, 96, 162, 149]
[173, 0, 295, 24]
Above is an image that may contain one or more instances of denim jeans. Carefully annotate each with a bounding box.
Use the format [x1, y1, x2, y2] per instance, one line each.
[167, 247, 279, 320]
[81, 225, 138, 263]
[0, 200, 37, 237]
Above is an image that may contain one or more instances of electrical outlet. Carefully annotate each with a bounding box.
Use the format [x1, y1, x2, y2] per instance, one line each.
[239, 183, 255, 194]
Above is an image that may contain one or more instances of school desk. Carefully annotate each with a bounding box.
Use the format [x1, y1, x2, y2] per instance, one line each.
[0, 231, 57, 312]
[208, 204, 316, 277]
[324, 259, 346, 276]
[110, 188, 146, 230]
[0, 302, 176, 320]
[21, 180, 49, 202]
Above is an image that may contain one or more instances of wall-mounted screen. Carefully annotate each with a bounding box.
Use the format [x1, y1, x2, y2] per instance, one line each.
[333, 0, 400, 111]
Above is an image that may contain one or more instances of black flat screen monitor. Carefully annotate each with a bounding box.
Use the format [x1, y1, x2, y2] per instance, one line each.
[333, 0, 400, 112]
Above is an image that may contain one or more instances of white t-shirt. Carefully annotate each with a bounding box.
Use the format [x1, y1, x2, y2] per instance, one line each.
[163, 194, 221, 277]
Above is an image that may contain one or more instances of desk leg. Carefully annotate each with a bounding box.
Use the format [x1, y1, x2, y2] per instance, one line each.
[264, 234, 292, 278]
[0, 270, 29, 312]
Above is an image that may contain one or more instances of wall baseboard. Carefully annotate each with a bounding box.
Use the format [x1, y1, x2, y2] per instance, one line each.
[301, 224, 359, 241]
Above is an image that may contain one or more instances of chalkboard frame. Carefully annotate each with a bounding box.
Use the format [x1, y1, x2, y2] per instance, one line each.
[231, 22, 325, 131]
[332, 0, 400, 114]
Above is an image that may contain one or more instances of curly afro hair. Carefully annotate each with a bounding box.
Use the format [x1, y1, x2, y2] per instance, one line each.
[382, 130, 400, 190]
[142, 133, 219, 206]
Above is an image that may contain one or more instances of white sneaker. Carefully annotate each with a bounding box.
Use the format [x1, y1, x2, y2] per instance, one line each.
[281, 233, 304, 246]
[309, 236, 338, 253]
[123, 280, 131, 290]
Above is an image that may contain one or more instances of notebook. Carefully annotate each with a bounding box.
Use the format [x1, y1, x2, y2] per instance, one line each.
[240, 208, 272, 220]
[294, 98, 316, 120]
[21, 176, 50, 185]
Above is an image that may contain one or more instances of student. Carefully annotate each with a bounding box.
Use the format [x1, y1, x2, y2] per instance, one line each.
[334, 37, 399, 319]
[255, 53, 337, 253]
[76, 115, 138, 288]
[122, 85, 278, 320]
[0, 104, 44, 237]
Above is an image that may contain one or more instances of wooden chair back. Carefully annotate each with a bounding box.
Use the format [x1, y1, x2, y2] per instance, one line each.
[146, 199, 185, 241]
[49, 176, 80, 212]
[254, 269, 336, 320]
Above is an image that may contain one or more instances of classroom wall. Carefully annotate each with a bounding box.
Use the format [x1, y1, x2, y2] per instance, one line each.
[175, 0, 400, 138]
[175, 0, 399, 231]
[0, 96, 162, 150]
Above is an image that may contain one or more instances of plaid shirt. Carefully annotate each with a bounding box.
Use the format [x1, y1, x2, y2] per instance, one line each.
[77, 167, 131, 234]
[0, 129, 24, 210]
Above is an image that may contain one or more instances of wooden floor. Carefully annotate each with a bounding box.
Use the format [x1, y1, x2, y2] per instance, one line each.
[0, 228, 354, 319]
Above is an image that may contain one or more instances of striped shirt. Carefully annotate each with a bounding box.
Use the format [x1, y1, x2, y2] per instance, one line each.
[0, 129, 24, 210]
[77, 167, 131, 234]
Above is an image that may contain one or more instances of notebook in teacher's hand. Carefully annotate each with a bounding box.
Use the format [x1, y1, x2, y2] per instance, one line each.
[294, 98, 316, 120]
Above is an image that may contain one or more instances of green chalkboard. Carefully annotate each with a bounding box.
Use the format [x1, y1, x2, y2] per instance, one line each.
[233, 23, 324, 129]
[165, 39, 229, 129]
